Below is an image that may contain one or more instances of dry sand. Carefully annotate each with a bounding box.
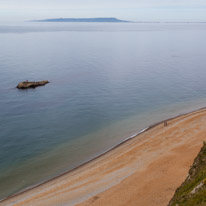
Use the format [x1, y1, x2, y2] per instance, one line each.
[1, 109, 206, 206]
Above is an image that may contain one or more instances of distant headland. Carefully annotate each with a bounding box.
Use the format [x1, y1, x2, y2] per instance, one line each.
[31, 18, 130, 23]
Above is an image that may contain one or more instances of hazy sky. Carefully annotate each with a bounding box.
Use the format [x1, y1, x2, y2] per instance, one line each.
[1, 0, 206, 22]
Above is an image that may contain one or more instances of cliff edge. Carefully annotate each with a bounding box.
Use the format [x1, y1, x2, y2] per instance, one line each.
[168, 142, 206, 206]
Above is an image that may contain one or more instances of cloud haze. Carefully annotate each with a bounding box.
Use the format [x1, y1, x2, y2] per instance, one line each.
[0, 0, 206, 22]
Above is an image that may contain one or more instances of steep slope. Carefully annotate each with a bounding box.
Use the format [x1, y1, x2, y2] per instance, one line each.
[168, 142, 206, 206]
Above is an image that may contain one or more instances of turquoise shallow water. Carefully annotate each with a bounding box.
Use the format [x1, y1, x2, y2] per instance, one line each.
[1, 23, 206, 199]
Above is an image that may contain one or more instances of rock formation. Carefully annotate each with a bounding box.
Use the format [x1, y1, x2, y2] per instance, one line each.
[17, 80, 49, 89]
[168, 142, 206, 206]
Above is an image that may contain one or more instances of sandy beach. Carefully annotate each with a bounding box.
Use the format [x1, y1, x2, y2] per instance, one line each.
[1, 108, 206, 206]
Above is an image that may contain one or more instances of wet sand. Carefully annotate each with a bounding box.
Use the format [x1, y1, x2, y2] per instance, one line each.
[1, 108, 206, 206]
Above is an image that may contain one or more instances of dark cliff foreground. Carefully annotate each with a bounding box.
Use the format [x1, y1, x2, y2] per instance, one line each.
[17, 80, 49, 89]
[168, 142, 206, 206]
[31, 18, 130, 23]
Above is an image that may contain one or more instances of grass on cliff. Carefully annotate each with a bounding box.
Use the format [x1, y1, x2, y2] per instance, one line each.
[168, 142, 206, 206]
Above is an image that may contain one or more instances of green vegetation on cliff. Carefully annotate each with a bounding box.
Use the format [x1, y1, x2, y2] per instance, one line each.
[168, 142, 206, 206]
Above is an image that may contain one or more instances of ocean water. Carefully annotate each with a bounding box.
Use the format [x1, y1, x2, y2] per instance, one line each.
[1, 22, 206, 200]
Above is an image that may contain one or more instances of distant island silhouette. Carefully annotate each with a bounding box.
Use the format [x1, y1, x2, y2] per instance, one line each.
[31, 18, 130, 23]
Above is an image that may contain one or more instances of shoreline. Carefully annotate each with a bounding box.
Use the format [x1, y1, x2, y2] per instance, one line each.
[1, 106, 206, 205]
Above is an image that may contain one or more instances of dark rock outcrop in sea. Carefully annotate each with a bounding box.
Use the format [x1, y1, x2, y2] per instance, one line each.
[16, 80, 49, 89]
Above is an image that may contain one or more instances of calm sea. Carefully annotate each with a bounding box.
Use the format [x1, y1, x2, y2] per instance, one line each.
[1, 22, 206, 199]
